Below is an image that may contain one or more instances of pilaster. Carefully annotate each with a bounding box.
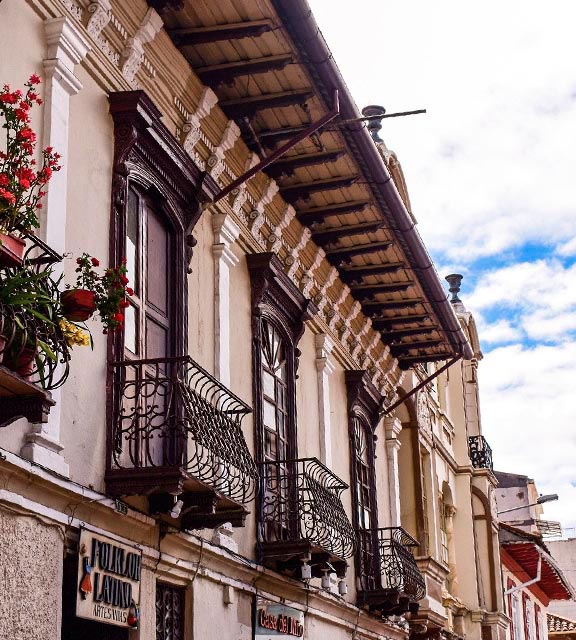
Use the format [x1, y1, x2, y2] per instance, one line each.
[212, 212, 240, 387]
[315, 334, 335, 467]
[21, 17, 91, 478]
[384, 416, 403, 527]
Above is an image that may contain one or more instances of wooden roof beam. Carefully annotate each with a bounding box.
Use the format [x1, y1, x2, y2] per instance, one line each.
[267, 149, 346, 178]
[371, 313, 430, 328]
[325, 240, 392, 263]
[362, 298, 424, 313]
[220, 90, 314, 119]
[351, 281, 415, 297]
[398, 353, 453, 369]
[168, 20, 274, 46]
[378, 326, 436, 341]
[195, 54, 293, 85]
[312, 221, 384, 245]
[340, 261, 404, 283]
[296, 200, 371, 225]
[280, 175, 359, 203]
[390, 340, 444, 357]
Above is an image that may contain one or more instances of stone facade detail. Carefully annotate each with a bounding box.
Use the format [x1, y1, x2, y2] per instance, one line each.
[120, 7, 163, 84]
[208, 120, 241, 181]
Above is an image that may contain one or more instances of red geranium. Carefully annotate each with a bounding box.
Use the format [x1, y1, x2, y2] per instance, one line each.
[0, 75, 61, 234]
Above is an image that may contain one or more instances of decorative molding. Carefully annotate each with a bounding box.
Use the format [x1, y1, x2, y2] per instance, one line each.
[340, 300, 361, 345]
[417, 391, 433, 432]
[345, 370, 382, 432]
[314, 266, 338, 316]
[86, 0, 111, 39]
[300, 246, 324, 297]
[181, 87, 218, 171]
[351, 318, 372, 361]
[285, 226, 311, 280]
[268, 204, 295, 254]
[248, 180, 278, 242]
[208, 120, 241, 181]
[121, 7, 163, 84]
[328, 285, 349, 331]
[62, 0, 83, 20]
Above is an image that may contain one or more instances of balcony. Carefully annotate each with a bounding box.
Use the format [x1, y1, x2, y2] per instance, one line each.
[468, 435, 493, 470]
[0, 235, 71, 426]
[106, 356, 258, 529]
[535, 519, 563, 539]
[258, 457, 355, 578]
[357, 527, 426, 616]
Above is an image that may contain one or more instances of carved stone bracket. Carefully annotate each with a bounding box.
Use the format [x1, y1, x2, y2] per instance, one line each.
[86, 0, 111, 39]
[121, 7, 163, 84]
[300, 246, 324, 297]
[208, 120, 241, 181]
[328, 284, 349, 331]
[181, 87, 218, 170]
[340, 300, 362, 345]
[285, 226, 311, 280]
[268, 204, 296, 254]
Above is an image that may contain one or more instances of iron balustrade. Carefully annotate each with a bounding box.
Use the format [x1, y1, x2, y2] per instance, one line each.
[468, 435, 494, 470]
[110, 356, 257, 504]
[258, 457, 356, 562]
[359, 527, 426, 605]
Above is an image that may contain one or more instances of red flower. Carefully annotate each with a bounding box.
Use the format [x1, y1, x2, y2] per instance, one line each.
[120, 299, 130, 308]
[126, 287, 134, 297]
[36, 203, 43, 209]
[76, 258, 83, 265]
[120, 275, 129, 285]
[18, 179, 30, 190]
[17, 127, 36, 142]
[36, 98, 43, 105]
[0, 92, 18, 104]
[28, 92, 37, 101]
[0, 174, 8, 187]
[14, 109, 30, 122]
[45, 146, 53, 153]
[113, 312, 124, 323]
[39, 166, 52, 183]
[29, 74, 41, 85]
[19, 101, 30, 111]
[0, 189, 16, 206]
[91, 257, 100, 266]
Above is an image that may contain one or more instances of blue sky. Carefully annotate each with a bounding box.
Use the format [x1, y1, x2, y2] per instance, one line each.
[307, 0, 576, 532]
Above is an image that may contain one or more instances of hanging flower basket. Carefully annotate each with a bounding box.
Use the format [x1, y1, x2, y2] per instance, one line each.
[0, 232, 26, 268]
[60, 288, 96, 322]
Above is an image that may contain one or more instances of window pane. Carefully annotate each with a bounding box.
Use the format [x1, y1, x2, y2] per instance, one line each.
[263, 370, 275, 399]
[127, 187, 140, 296]
[263, 400, 276, 430]
[124, 304, 138, 354]
[146, 206, 169, 314]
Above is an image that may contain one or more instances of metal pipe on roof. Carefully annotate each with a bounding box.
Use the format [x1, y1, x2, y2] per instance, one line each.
[271, 0, 473, 361]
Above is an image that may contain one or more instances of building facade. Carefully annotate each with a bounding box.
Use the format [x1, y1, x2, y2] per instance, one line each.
[0, 1, 510, 640]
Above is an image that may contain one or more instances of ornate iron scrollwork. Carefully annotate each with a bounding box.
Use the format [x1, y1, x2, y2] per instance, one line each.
[258, 457, 356, 560]
[110, 356, 257, 504]
[468, 435, 493, 470]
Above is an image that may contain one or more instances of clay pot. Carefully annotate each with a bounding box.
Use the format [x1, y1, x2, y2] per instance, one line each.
[61, 289, 96, 322]
[4, 343, 36, 379]
[0, 233, 26, 268]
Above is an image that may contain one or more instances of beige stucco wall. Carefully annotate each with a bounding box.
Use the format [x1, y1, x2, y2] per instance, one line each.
[0, 509, 63, 640]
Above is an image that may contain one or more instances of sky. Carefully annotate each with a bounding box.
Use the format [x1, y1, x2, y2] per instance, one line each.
[307, 0, 576, 533]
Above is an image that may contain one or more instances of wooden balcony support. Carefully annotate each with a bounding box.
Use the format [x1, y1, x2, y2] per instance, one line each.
[267, 149, 346, 178]
[339, 261, 404, 283]
[279, 175, 359, 202]
[362, 298, 424, 312]
[390, 339, 443, 357]
[350, 281, 414, 297]
[371, 313, 430, 328]
[325, 240, 392, 263]
[312, 221, 384, 246]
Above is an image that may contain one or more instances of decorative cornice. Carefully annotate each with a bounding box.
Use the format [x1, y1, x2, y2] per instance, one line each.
[121, 7, 163, 84]
[345, 370, 382, 431]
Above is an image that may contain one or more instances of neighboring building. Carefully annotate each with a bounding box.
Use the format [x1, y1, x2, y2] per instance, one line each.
[499, 524, 574, 640]
[0, 2, 522, 640]
[394, 279, 508, 640]
[547, 539, 576, 620]
[548, 612, 576, 640]
[495, 472, 562, 539]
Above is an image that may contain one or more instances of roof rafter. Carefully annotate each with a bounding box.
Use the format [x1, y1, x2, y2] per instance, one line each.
[168, 19, 274, 45]
[195, 54, 293, 85]
[220, 90, 314, 118]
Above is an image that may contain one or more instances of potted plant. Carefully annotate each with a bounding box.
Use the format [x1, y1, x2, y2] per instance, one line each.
[61, 254, 132, 333]
[0, 74, 61, 267]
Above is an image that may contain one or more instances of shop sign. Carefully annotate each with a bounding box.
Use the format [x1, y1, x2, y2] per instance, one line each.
[254, 597, 304, 639]
[76, 528, 141, 629]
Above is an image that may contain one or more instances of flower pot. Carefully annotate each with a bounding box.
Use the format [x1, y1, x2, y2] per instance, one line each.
[61, 289, 96, 322]
[4, 344, 36, 379]
[0, 233, 26, 268]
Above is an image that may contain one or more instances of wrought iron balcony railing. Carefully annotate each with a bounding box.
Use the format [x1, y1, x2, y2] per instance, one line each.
[258, 457, 355, 577]
[0, 235, 71, 426]
[358, 527, 426, 615]
[468, 435, 493, 470]
[535, 519, 563, 539]
[107, 356, 258, 525]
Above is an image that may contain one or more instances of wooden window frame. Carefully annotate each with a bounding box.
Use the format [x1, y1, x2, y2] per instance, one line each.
[345, 370, 382, 591]
[247, 253, 316, 466]
[106, 90, 219, 472]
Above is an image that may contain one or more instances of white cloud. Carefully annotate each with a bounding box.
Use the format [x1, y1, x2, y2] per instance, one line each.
[307, 0, 576, 531]
[480, 341, 576, 528]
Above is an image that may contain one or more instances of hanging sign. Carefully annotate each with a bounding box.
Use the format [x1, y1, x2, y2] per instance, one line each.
[76, 528, 141, 628]
[254, 597, 304, 639]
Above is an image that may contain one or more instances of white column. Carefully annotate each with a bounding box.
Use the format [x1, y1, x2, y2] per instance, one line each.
[384, 416, 402, 527]
[21, 18, 90, 477]
[212, 212, 240, 387]
[315, 334, 335, 467]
